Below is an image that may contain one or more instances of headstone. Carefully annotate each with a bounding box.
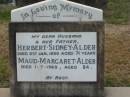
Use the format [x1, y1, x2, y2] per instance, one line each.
[9, 0, 104, 97]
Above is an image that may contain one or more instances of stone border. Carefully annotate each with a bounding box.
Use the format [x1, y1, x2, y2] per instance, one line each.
[9, 22, 104, 97]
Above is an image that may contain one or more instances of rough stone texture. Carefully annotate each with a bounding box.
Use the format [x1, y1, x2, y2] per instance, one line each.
[9, 22, 104, 97]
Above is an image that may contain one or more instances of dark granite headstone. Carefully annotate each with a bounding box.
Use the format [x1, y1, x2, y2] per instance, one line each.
[9, 0, 104, 97]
